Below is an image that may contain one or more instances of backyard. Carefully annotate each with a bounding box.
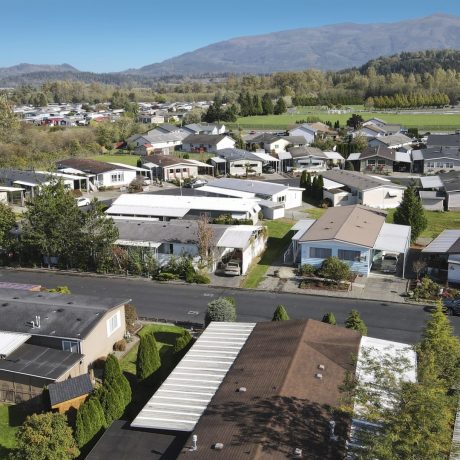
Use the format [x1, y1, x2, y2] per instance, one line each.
[242, 219, 294, 288]
[0, 404, 21, 458]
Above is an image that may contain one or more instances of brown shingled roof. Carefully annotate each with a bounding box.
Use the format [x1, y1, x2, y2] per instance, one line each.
[298, 204, 386, 248]
[178, 319, 361, 460]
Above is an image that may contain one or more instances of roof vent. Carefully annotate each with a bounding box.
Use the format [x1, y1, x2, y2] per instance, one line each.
[318, 364, 325, 370]
[329, 420, 338, 441]
[294, 447, 303, 457]
[238, 387, 247, 393]
[213, 443, 224, 450]
[57, 308, 65, 313]
[67, 302, 73, 305]
[1, 303, 8, 307]
[315, 373, 323, 380]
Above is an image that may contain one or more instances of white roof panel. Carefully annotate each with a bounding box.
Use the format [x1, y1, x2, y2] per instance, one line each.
[277, 151, 292, 160]
[411, 149, 424, 161]
[347, 153, 361, 161]
[199, 185, 255, 199]
[292, 219, 316, 241]
[422, 229, 460, 253]
[108, 162, 147, 172]
[420, 175, 443, 189]
[324, 151, 344, 160]
[210, 156, 226, 164]
[373, 223, 410, 254]
[323, 178, 344, 190]
[217, 227, 259, 249]
[394, 151, 412, 163]
[250, 151, 279, 162]
[131, 322, 256, 431]
[0, 331, 31, 357]
[107, 205, 189, 218]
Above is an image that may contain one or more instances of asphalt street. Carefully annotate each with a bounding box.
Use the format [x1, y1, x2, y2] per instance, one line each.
[1, 269, 459, 344]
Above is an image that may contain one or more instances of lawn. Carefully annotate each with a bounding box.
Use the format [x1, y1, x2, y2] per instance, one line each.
[231, 109, 460, 131]
[242, 219, 295, 288]
[386, 208, 460, 239]
[0, 404, 18, 456]
[302, 207, 327, 219]
[120, 323, 185, 376]
[89, 154, 140, 166]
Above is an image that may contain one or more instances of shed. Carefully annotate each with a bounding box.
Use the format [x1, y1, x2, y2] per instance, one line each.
[48, 373, 93, 413]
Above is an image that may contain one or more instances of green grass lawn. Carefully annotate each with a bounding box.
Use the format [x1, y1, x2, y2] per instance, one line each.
[231, 110, 460, 131]
[120, 323, 185, 376]
[242, 219, 295, 288]
[89, 154, 141, 166]
[302, 207, 327, 219]
[0, 404, 18, 456]
[386, 208, 460, 239]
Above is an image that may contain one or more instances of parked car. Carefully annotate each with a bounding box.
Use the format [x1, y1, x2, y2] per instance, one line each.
[190, 179, 207, 188]
[442, 297, 460, 316]
[223, 260, 241, 276]
[381, 253, 399, 273]
[76, 197, 91, 207]
[263, 165, 275, 174]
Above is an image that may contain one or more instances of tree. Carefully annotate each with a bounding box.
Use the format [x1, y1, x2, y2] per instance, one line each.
[412, 258, 427, 280]
[320, 256, 351, 284]
[345, 309, 367, 335]
[74, 397, 105, 450]
[136, 332, 161, 382]
[393, 186, 427, 243]
[125, 303, 138, 334]
[205, 297, 237, 326]
[21, 180, 83, 267]
[12, 412, 79, 460]
[321, 312, 337, 325]
[103, 354, 131, 407]
[417, 301, 460, 389]
[272, 304, 290, 321]
[0, 202, 15, 249]
[344, 160, 354, 171]
[305, 173, 312, 197]
[197, 213, 215, 269]
[274, 97, 287, 115]
[346, 113, 364, 130]
[262, 93, 274, 115]
[0, 95, 19, 143]
[299, 170, 307, 189]
[97, 383, 124, 425]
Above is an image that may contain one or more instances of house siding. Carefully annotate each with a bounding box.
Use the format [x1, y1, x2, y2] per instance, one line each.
[362, 187, 404, 209]
[448, 191, 460, 209]
[300, 240, 371, 275]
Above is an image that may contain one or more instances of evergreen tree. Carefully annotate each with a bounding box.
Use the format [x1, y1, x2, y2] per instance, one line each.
[136, 332, 161, 382]
[174, 329, 193, 354]
[74, 410, 87, 449]
[345, 309, 367, 335]
[299, 170, 307, 189]
[103, 354, 131, 407]
[345, 160, 354, 171]
[418, 301, 460, 389]
[272, 304, 290, 321]
[311, 175, 318, 201]
[316, 175, 324, 201]
[321, 312, 337, 325]
[262, 93, 274, 115]
[97, 383, 124, 425]
[305, 173, 312, 197]
[252, 94, 263, 115]
[205, 297, 237, 326]
[393, 186, 427, 243]
[274, 97, 287, 115]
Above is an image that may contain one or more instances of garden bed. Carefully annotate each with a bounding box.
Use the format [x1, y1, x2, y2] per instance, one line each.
[299, 277, 351, 291]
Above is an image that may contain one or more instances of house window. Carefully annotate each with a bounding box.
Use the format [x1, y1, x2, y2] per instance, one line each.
[106, 311, 121, 337]
[338, 249, 361, 261]
[446, 162, 454, 169]
[110, 172, 124, 183]
[367, 159, 376, 165]
[309, 247, 332, 258]
[277, 196, 286, 202]
[377, 159, 386, 165]
[62, 340, 79, 353]
[169, 168, 174, 173]
[175, 168, 181, 173]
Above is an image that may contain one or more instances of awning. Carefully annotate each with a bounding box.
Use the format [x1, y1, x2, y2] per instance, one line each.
[0, 331, 31, 358]
[115, 239, 161, 248]
[277, 151, 292, 160]
[250, 152, 279, 162]
[210, 156, 226, 164]
[420, 176, 443, 189]
[13, 180, 40, 187]
[323, 178, 344, 190]
[373, 223, 411, 254]
[217, 227, 258, 249]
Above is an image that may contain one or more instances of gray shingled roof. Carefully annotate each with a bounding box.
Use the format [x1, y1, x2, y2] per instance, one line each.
[321, 170, 404, 191]
[48, 373, 93, 406]
[183, 134, 231, 145]
[428, 133, 460, 148]
[419, 147, 460, 161]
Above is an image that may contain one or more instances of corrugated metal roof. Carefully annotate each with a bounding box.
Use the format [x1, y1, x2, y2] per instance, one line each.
[347, 153, 361, 161]
[217, 227, 259, 249]
[107, 205, 189, 218]
[0, 331, 31, 357]
[199, 185, 255, 199]
[420, 175, 443, 189]
[422, 229, 460, 253]
[373, 223, 411, 254]
[131, 322, 256, 432]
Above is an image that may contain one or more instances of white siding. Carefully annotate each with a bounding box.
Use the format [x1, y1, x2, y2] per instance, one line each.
[361, 187, 404, 209]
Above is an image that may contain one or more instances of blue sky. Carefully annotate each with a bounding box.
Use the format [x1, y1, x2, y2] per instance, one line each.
[1, 0, 459, 72]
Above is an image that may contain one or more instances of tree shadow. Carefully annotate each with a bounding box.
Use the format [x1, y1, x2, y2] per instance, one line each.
[204, 396, 349, 459]
[153, 331, 181, 346]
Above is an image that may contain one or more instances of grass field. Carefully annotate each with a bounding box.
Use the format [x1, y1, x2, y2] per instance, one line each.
[90, 154, 141, 166]
[302, 207, 327, 219]
[242, 219, 294, 288]
[120, 323, 185, 376]
[231, 109, 460, 131]
[0, 404, 18, 457]
[386, 209, 460, 239]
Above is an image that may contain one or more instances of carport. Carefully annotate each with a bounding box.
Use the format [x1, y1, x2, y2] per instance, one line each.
[372, 223, 411, 278]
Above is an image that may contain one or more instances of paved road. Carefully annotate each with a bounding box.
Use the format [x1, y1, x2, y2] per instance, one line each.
[1, 269, 459, 344]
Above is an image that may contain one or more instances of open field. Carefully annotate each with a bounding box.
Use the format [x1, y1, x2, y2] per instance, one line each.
[242, 219, 294, 288]
[386, 209, 460, 239]
[232, 108, 460, 131]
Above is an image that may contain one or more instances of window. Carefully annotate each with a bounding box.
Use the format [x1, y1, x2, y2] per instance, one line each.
[377, 159, 386, 165]
[62, 340, 79, 353]
[367, 159, 376, 165]
[110, 172, 124, 183]
[175, 168, 181, 173]
[106, 311, 121, 337]
[338, 249, 361, 261]
[446, 162, 454, 169]
[310, 247, 332, 258]
[277, 196, 286, 202]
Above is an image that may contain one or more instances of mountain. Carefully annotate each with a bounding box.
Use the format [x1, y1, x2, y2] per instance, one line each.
[135, 14, 460, 76]
[0, 63, 79, 77]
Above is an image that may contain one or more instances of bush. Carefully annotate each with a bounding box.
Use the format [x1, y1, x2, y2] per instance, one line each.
[113, 339, 127, 351]
[103, 354, 131, 407]
[205, 297, 237, 326]
[174, 330, 193, 354]
[125, 303, 138, 334]
[322, 312, 337, 325]
[299, 264, 316, 276]
[156, 272, 178, 281]
[136, 332, 161, 382]
[128, 177, 144, 193]
[319, 256, 351, 283]
[345, 309, 367, 335]
[272, 305, 290, 321]
[186, 272, 211, 284]
[413, 276, 440, 301]
[47, 285, 71, 294]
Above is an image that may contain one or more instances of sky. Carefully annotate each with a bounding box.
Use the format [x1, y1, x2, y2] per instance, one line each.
[1, 0, 459, 72]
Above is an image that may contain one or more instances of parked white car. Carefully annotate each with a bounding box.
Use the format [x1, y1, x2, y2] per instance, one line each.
[76, 197, 91, 207]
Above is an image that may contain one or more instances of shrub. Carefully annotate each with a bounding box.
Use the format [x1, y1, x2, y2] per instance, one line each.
[205, 297, 237, 326]
[103, 354, 131, 407]
[413, 276, 440, 301]
[113, 339, 127, 351]
[156, 272, 178, 281]
[97, 383, 124, 425]
[174, 330, 193, 354]
[136, 332, 161, 382]
[272, 305, 290, 321]
[322, 312, 337, 325]
[345, 309, 367, 335]
[300, 264, 316, 276]
[128, 177, 144, 193]
[125, 303, 138, 334]
[186, 272, 211, 284]
[47, 285, 71, 294]
[319, 256, 351, 283]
